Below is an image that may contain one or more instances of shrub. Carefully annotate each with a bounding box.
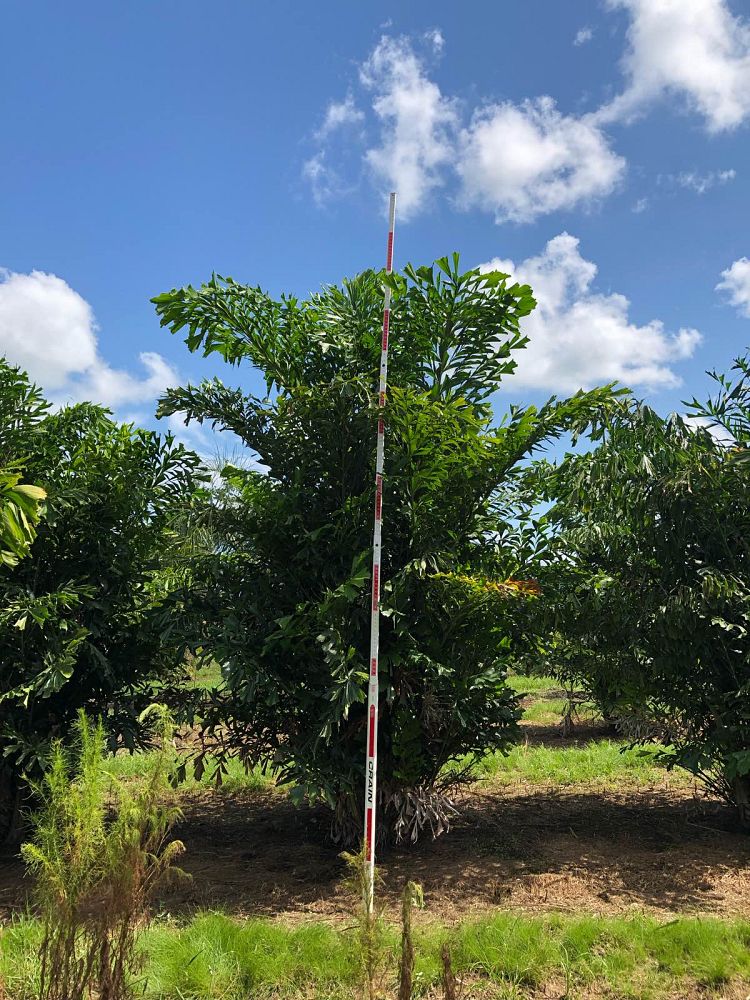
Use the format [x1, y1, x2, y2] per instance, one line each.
[546, 352, 750, 825]
[153, 255, 619, 842]
[0, 361, 205, 840]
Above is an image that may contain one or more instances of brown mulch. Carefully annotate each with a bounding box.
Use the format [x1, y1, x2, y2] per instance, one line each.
[2, 717, 748, 925]
[2, 773, 748, 925]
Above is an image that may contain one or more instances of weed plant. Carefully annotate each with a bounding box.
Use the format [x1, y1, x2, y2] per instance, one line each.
[20, 707, 185, 1000]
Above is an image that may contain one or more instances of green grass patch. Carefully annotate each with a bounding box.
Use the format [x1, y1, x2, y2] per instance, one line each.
[186, 660, 224, 691]
[506, 673, 561, 696]
[106, 751, 273, 795]
[520, 697, 600, 725]
[475, 739, 689, 788]
[520, 696, 569, 721]
[2, 911, 749, 999]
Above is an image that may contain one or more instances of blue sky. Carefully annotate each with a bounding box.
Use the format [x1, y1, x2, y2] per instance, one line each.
[1, 0, 749, 452]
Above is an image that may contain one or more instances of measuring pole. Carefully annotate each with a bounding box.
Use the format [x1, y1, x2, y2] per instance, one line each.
[363, 191, 396, 911]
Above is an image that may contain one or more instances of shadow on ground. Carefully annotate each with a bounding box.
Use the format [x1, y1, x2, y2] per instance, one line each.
[2, 773, 748, 924]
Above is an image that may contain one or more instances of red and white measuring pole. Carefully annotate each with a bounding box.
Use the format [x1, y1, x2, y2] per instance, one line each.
[363, 191, 396, 911]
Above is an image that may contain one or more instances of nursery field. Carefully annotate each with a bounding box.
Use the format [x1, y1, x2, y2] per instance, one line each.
[2, 253, 749, 1000]
[3, 676, 750, 999]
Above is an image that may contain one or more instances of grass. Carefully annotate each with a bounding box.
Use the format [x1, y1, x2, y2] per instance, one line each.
[2, 911, 749, 999]
[106, 751, 273, 795]
[186, 660, 224, 692]
[474, 740, 691, 788]
[0, 671, 719, 997]
[520, 697, 569, 722]
[520, 698, 599, 726]
[506, 673, 562, 696]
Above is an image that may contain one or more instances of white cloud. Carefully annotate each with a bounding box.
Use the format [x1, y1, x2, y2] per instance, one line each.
[314, 95, 364, 140]
[600, 0, 750, 132]
[302, 152, 338, 206]
[669, 167, 736, 193]
[424, 28, 445, 53]
[164, 410, 213, 454]
[632, 197, 649, 213]
[716, 257, 750, 316]
[306, 35, 622, 224]
[0, 267, 178, 410]
[358, 35, 458, 219]
[305, 16, 747, 222]
[480, 233, 701, 392]
[305, 98, 365, 206]
[457, 97, 625, 224]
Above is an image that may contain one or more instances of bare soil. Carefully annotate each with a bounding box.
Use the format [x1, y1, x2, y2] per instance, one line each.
[2, 720, 749, 925]
[156, 783, 750, 923]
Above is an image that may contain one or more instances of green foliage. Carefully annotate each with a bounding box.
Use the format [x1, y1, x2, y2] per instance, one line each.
[0, 471, 46, 568]
[546, 351, 750, 823]
[20, 708, 185, 1000]
[0, 361, 205, 835]
[686, 351, 750, 460]
[153, 255, 620, 842]
[0, 361, 47, 568]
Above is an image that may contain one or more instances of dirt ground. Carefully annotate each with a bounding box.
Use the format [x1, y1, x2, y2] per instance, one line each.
[2, 721, 749, 925]
[161, 783, 750, 923]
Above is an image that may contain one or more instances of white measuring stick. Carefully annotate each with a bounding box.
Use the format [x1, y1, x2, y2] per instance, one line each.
[363, 191, 396, 911]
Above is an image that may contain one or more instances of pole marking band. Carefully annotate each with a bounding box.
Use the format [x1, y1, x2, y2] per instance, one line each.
[375, 475, 382, 520]
[365, 808, 374, 860]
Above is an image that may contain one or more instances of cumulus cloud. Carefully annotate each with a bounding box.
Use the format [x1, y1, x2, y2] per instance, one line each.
[716, 257, 750, 316]
[305, 34, 622, 224]
[599, 0, 750, 132]
[358, 35, 458, 219]
[480, 234, 701, 392]
[305, 13, 749, 222]
[457, 97, 625, 224]
[0, 267, 178, 410]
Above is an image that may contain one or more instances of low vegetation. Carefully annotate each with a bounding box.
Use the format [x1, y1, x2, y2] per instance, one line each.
[3, 910, 750, 999]
[475, 740, 692, 789]
[19, 709, 184, 1000]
